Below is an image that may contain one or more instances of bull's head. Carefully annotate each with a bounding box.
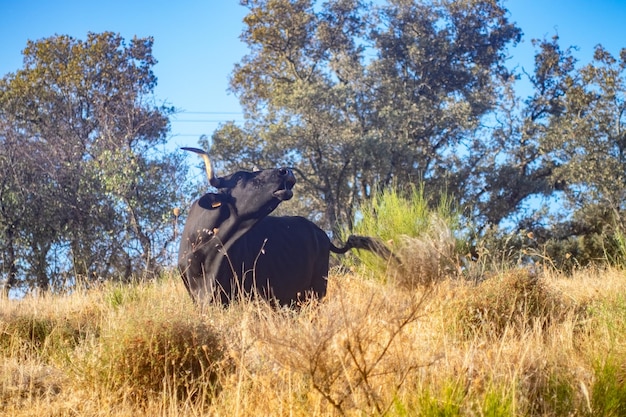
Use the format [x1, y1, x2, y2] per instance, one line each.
[182, 147, 295, 219]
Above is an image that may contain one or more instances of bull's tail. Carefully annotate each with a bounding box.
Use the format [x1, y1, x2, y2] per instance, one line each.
[330, 235, 399, 263]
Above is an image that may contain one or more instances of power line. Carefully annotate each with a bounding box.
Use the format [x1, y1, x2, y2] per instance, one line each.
[174, 111, 243, 115]
[168, 111, 244, 136]
[172, 120, 242, 123]
[171, 111, 244, 123]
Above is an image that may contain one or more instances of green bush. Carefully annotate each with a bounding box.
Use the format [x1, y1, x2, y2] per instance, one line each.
[345, 184, 463, 286]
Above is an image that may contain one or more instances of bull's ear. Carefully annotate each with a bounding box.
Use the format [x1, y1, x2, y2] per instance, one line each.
[198, 193, 226, 210]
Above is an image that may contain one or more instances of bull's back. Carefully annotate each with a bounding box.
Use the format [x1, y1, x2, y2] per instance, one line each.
[225, 216, 331, 304]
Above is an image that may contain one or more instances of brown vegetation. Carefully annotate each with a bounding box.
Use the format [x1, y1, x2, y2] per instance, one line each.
[1, 266, 626, 416]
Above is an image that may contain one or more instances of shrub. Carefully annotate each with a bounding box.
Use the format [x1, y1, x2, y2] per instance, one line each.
[86, 302, 225, 403]
[346, 184, 463, 287]
[0, 308, 96, 359]
[453, 269, 577, 338]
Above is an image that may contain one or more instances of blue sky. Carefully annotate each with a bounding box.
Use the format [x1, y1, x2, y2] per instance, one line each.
[1, 0, 626, 150]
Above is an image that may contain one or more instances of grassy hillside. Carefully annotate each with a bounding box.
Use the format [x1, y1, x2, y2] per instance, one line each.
[2, 266, 626, 416]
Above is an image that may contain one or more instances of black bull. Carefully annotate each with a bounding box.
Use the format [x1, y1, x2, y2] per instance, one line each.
[178, 148, 393, 306]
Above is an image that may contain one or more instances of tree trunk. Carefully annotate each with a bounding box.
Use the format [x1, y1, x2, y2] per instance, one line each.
[32, 244, 50, 292]
[2, 226, 18, 297]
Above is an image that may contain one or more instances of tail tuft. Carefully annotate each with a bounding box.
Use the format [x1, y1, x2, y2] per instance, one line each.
[331, 235, 400, 264]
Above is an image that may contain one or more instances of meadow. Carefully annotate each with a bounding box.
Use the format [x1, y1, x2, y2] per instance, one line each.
[2, 263, 626, 416]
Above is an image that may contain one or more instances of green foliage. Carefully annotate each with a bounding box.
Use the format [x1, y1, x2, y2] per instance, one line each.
[534, 371, 578, 416]
[345, 184, 462, 286]
[479, 385, 515, 417]
[581, 293, 626, 415]
[587, 293, 626, 348]
[207, 0, 626, 273]
[591, 355, 626, 416]
[103, 283, 141, 309]
[415, 381, 464, 416]
[607, 230, 626, 267]
[488, 37, 626, 268]
[354, 185, 456, 240]
[544, 45, 626, 217]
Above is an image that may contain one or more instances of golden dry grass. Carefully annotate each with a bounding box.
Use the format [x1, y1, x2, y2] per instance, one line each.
[1, 266, 626, 416]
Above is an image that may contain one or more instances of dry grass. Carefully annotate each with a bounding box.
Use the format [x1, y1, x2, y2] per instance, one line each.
[1, 266, 626, 416]
[390, 215, 460, 287]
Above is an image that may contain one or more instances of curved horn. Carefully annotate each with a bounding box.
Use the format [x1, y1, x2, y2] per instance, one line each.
[182, 147, 221, 188]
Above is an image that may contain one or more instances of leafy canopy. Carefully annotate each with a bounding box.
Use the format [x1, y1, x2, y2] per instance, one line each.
[0, 32, 185, 294]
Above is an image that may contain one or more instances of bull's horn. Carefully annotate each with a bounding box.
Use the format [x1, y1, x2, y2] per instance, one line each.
[182, 147, 221, 188]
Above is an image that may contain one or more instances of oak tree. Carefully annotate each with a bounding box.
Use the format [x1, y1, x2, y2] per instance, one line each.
[0, 32, 184, 293]
[212, 0, 521, 231]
